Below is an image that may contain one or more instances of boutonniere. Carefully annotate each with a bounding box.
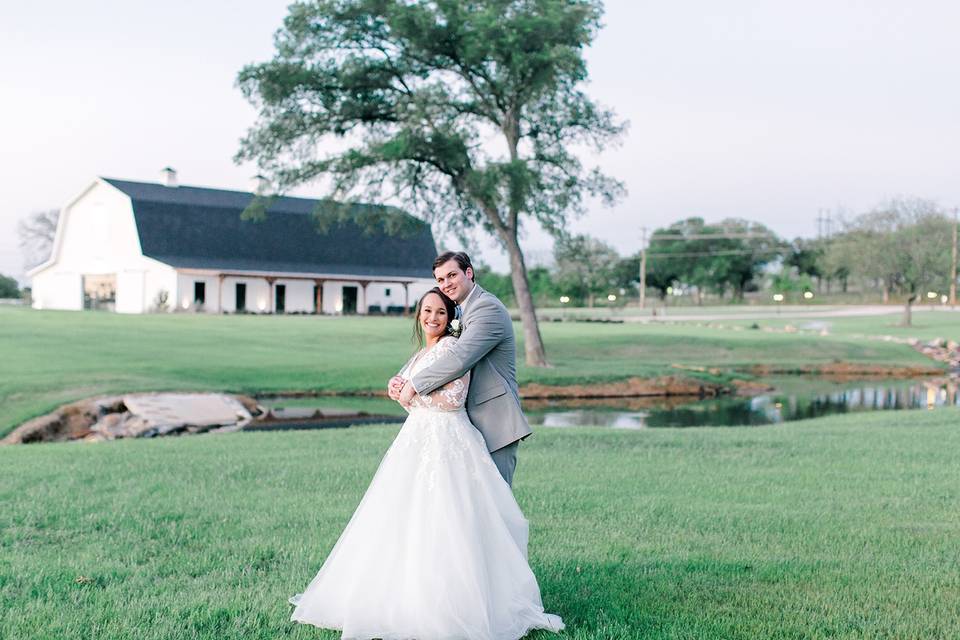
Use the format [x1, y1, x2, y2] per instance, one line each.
[448, 319, 462, 337]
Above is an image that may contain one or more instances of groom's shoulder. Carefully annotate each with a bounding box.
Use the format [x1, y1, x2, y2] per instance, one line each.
[475, 286, 509, 315]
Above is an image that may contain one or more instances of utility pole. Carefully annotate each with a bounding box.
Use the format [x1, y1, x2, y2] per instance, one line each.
[950, 208, 958, 307]
[639, 226, 647, 310]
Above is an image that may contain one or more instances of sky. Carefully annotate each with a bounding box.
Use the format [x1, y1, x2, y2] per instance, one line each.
[2, 0, 959, 284]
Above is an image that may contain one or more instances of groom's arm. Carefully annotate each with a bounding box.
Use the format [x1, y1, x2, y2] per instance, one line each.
[409, 300, 507, 396]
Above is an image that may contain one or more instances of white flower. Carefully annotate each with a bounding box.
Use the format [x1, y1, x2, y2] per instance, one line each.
[449, 319, 462, 336]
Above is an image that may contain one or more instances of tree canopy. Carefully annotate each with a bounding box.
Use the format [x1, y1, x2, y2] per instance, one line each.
[236, 0, 624, 365]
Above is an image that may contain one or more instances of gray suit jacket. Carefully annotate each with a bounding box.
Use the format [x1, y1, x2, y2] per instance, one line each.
[406, 285, 532, 453]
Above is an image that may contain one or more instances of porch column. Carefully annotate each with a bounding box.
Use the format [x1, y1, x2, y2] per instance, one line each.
[313, 279, 324, 314]
[403, 282, 411, 316]
[217, 274, 225, 313]
[265, 276, 276, 313]
[358, 280, 371, 315]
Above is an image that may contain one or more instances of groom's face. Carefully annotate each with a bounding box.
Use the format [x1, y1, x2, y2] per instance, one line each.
[434, 259, 473, 304]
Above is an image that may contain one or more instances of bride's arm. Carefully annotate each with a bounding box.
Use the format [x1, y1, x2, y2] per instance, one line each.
[407, 371, 471, 411]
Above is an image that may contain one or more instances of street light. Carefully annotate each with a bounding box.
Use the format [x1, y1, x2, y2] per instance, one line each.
[773, 293, 785, 302]
[607, 294, 617, 302]
[559, 296, 570, 304]
[926, 291, 938, 299]
[803, 291, 814, 300]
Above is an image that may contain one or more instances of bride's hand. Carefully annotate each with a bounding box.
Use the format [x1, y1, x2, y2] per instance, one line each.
[398, 382, 417, 407]
[387, 376, 405, 401]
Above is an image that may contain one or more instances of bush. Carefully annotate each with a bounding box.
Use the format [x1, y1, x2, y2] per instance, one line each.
[0, 274, 19, 298]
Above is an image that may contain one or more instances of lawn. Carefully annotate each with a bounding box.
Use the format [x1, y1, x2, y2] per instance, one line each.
[2, 409, 959, 639]
[0, 307, 943, 437]
[699, 310, 960, 344]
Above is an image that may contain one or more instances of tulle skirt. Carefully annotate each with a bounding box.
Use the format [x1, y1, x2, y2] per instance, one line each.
[289, 408, 564, 639]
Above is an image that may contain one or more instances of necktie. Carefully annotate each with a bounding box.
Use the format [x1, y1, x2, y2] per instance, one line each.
[455, 304, 463, 320]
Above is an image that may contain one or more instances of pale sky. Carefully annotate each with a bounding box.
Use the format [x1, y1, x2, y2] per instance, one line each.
[2, 1, 959, 284]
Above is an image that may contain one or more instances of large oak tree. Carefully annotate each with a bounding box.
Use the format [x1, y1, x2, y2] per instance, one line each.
[236, 0, 624, 366]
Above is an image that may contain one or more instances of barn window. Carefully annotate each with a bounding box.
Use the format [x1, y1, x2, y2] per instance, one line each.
[194, 282, 206, 305]
[385, 288, 391, 297]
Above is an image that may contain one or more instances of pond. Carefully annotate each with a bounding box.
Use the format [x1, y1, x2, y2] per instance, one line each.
[253, 376, 958, 431]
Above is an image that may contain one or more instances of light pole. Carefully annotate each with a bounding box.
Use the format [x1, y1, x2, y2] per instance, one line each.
[950, 208, 957, 307]
[639, 226, 647, 311]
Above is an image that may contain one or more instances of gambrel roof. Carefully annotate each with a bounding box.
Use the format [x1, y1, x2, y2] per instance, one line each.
[102, 178, 437, 279]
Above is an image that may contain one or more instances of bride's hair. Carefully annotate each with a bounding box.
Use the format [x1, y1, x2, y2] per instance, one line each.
[412, 287, 457, 347]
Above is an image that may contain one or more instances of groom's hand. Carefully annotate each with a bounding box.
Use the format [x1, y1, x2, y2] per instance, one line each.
[387, 376, 405, 401]
[398, 381, 417, 406]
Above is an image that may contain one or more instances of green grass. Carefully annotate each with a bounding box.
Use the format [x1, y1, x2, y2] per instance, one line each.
[702, 310, 960, 344]
[0, 307, 943, 437]
[3, 409, 959, 639]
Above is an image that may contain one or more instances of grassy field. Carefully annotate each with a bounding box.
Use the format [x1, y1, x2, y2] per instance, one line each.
[700, 312, 960, 343]
[0, 307, 945, 437]
[3, 409, 959, 639]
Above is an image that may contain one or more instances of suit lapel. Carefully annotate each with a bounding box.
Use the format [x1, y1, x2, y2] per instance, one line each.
[461, 284, 485, 326]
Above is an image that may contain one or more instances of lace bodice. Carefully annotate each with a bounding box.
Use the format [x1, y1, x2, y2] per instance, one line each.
[403, 336, 470, 412]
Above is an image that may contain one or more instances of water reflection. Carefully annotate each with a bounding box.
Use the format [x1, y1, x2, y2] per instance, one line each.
[529, 378, 959, 429]
[254, 378, 958, 431]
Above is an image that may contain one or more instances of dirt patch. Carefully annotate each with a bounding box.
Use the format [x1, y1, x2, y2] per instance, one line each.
[742, 362, 944, 378]
[519, 375, 727, 399]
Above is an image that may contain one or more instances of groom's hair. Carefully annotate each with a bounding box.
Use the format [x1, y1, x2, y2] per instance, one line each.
[433, 251, 475, 282]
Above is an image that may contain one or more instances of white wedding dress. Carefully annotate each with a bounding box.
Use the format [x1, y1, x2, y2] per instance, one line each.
[290, 336, 564, 639]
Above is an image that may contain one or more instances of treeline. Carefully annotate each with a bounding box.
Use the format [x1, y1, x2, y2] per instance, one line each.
[478, 198, 957, 321]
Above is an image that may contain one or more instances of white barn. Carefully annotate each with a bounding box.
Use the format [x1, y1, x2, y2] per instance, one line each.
[29, 171, 438, 314]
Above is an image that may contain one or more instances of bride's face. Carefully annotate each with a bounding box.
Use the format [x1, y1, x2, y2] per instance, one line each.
[419, 293, 449, 340]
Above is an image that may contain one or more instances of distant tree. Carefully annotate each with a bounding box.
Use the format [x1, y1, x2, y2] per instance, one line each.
[17, 209, 59, 269]
[613, 254, 677, 301]
[525, 266, 561, 305]
[709, 218, 783, 300]
[786, 237, 824, 289]
[235, 0, 625, 366]
[474, 264, 515, 306]
[0, 274, 20, 298]
[770, 267, 814, 298]
[553, 234, 620, 306]
[828, 198, 952, 325]
[646, 218, 781, 302]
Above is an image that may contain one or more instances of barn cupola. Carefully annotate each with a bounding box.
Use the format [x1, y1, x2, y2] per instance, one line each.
[250, 174, 270, 195]
[160, 166, 178, 188]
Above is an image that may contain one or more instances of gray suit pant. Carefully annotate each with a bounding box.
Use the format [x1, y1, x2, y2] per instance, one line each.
[490, 441, 519, 488]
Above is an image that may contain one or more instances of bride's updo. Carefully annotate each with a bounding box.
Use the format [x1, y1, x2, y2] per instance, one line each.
[412, 287, 457, 347]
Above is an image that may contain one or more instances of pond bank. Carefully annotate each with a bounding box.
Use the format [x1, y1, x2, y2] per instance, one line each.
[4, 360, 947, 445]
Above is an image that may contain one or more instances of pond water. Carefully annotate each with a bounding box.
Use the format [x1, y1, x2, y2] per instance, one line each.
[254, 377, 958, 431]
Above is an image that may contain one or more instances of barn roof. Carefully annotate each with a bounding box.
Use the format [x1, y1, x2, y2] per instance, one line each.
[102, 178, 437, 279]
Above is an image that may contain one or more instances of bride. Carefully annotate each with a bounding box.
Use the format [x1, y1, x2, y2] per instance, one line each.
[289, 288, 564, 639]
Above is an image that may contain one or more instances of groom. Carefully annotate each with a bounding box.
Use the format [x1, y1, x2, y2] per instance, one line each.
[388, 251, 532, 487]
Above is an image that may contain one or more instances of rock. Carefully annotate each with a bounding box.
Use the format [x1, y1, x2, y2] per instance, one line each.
[90, 412, 129, 439]
[4, 392, 255, 445]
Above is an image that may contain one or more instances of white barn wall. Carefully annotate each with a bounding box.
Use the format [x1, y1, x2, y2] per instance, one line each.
[276, 279, 313, 313]
[31, 271, 82, 310]
[176, 273, 221, 312]
[144, 262, 178, 312]
[31, 180, 166, 313]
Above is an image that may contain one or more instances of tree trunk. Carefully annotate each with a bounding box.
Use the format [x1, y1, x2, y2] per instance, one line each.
[882, 281, 890, 303]
[502, 231, 549, 367]
[901, 293, 917, 327]
[587, 293, 595, 307]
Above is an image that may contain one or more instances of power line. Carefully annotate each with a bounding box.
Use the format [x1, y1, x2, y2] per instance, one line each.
[649, 233, 778, 241]
[647, 249, 783, 258]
